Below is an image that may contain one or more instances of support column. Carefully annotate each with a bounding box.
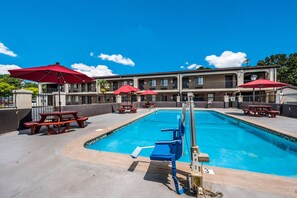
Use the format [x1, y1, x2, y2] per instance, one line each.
[38, 83, 43, 94]
[224, 94, 229, 108]
[137, 95, 141, 102]
[238, 93, 243, 102]
[176, 95, 180, 103]
[52, 92, 66, 108]
[13, 89, 33, 109]
[237, 70, 244, 86]
[64, 84, 69, 93]
[116, 95, 122, 103]
[133, 77, 138, 88]
[266, 92, 269, 103]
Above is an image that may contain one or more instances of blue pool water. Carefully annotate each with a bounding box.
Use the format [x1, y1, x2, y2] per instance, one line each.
[86, 110, 297, 177]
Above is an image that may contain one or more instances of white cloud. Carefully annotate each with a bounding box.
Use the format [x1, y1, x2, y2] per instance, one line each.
[98, 53, 135, 66]
[180, 66, 185, 69]
[71, 63, 116, 77]
[187, 64, 202, 70]
[0, 43, 17, 57]
[205, 51, 246, 68]
[185, 61, 189, 65]
[0, 64, 21, 75]
[90, 52, 94, 57]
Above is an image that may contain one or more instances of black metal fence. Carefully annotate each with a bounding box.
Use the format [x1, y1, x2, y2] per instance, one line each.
[0, 93, 16, 108]
[31, 93, 54, 121]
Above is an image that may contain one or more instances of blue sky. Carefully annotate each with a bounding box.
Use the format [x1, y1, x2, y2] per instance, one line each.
[1, 0, 297, 77]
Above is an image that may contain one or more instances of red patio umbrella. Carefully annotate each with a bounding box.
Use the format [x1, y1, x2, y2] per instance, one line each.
[239, 79, 289, 104]
[140, 89, 158, 104]
[140, 89, 158, 95]
[113, 84, 139, 95]
[113, 84, 140, 105]
[239, 79, 288, 88]
[8, 62, 94, 111]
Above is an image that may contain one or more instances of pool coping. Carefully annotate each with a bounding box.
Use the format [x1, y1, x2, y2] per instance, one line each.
[214, 109, 297, 140]
[61, 108, 297, 197]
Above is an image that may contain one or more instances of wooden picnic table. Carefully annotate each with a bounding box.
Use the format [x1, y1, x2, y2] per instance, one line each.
[118, 105, 137, 114]
[143, 102, 155, 108]
[243, 105, 279, 117]
[122, 105, 133, 109]
[24, 111, 88, 135]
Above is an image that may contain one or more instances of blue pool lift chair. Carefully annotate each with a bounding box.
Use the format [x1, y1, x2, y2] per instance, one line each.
[149, 113, 187, 194]
[131, 105, 187, 194]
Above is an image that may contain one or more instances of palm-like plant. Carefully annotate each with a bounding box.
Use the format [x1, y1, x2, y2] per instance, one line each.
[97, 79, 110, 103]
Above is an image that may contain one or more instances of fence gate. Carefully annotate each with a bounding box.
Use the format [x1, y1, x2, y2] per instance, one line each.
[32, 93, 54, 121]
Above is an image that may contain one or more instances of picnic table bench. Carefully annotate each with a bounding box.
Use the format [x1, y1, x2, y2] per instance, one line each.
[118, 105, 137, 114]
[143, 102, 155, 108]
[24, 111, 88, 135]
[242, 105, 280, 118]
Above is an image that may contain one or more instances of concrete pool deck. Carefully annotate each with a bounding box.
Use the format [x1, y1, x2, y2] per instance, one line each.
[0, 108, 296, 198]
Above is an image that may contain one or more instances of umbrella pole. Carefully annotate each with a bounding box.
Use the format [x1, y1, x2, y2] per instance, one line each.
[58, 75, 61, 112]
[252, 88, 255, 105]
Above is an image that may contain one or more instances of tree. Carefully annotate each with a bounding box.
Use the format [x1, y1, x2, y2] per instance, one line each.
[97, 79, 110, 102]
[0, 74, 22, 89]
[0, 82, 15, 96]
[0, 75, 39, 96]
[257, 53, 297, 85]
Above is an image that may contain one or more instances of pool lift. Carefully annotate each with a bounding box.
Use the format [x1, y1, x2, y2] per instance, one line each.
[187, 92, 210, 196]
[130, 93, 210, 197]
[131, 103, 188, 194]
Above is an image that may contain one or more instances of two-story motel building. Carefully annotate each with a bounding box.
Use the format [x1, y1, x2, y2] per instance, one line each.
[43, 65, 278, 106]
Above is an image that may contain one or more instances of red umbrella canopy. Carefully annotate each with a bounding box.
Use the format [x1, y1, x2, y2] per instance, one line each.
[113, 84, 140, 95]
[239, 79, 289, 88]
[8, 62, 94, 84]
[140, 89, 158, 95]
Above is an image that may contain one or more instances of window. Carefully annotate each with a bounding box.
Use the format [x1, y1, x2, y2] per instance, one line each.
[152, 95, 156, 101]
[87, 96, 92, 104]
[66, 96, 71, 104]
[149, 79, 156, 86]
[161, 95, 167, 101]
[74, 96, 78, 104]
[81, 83, 85, 92]
[173, 78, 177, 89]
[225, 75, 233, 88]
[160, 79, 168, 86]
[113, 82, 118, 90]
[87, 83, 92, 92]
[208, 94, 214, 102]
[182, 78, 189, 89]
[73, 84, 78, 92]
[196, 77, 203, 85]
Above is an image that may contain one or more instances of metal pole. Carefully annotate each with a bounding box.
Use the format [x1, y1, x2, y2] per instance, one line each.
[253, 88, 255, 105]
[189, 95, 196, 147]
[58, 75, 61, 112]
[188, 93, 199, 161]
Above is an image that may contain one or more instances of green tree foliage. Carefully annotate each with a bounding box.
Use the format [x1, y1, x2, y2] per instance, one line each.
[257, 53, 297, 85]
[0, 82, 15, 96]
[0, 74, 22, 89]
[0, 75, 39, 95]
[25, 87, 39, 96]
[97, 79, 110, 94]
[97, 79, 110, 103]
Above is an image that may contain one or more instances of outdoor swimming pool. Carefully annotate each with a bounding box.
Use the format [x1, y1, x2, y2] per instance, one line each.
[86, 110, 297, 177]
